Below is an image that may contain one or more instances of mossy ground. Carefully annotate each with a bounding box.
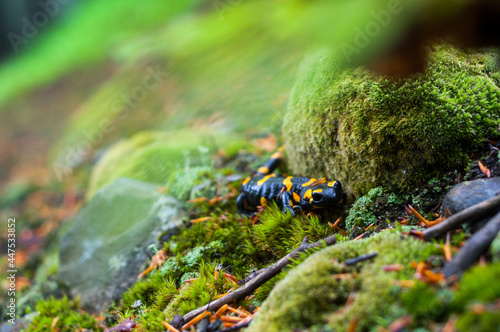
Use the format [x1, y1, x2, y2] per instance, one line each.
[18, 145, 500, 331]
[24, 296, 103, 332]
[110, 150, 345, 330]
[248, 232, 500, 332]
[284, 44, 500, 197]
[87, 129, 250, 198]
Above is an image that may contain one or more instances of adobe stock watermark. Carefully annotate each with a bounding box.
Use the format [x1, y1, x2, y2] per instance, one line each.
[213, 0, 242, 20]
[52, 65, 169, 181]
[337, 0, 407, 63]
[8, 0, 73, 53]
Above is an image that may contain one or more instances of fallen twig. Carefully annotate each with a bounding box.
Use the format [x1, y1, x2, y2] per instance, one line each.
[104, 317, 136, 332]
[422, 194, 500, 240]
[444, 209, 500, 279]
[183, 235, 336, 323]
[345, 252, 377, 266]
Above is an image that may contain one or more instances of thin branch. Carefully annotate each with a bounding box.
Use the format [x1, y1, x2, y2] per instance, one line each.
[345, 252, 378, 266]
[422, 194, 500, 240]
[444, 209, 500, 279]
[183, 235, 336, 323]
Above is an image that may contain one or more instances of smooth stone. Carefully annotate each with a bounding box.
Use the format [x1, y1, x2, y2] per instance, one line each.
[441, 177, 500, 231]
[58, 177, 184, 312]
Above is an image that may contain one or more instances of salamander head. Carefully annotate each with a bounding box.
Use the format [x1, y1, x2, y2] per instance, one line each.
[301, 180, 342, 208]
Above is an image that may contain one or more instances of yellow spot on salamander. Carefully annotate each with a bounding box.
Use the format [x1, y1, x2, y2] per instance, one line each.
[283, 176, 293, 191]
[257, 166, 270, 174]
[260, 197, 267, 207]
[257, 174, 276, 186]
[293, 192, 301, 202]
[289, 199, 294, 207]
[303, 189, 312, 202]
[328, 181, 336, 187]
[301, 178, 317, 187]
[313, 189, 323, 193]
[270, 150, 283, 159]
[242, 177, 251, 185]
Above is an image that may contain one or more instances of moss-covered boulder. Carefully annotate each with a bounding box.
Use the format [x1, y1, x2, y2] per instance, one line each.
[87, 129, 248, 198]
[284, 44, 500, 197]
[58, 178, 184, 312]
[248, 231, 438, 331]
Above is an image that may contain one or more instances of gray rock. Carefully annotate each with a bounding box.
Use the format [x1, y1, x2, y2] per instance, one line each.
[441, 177, 500, 231]
[58, 177, 184, 312]
[0, 319, 29, 332]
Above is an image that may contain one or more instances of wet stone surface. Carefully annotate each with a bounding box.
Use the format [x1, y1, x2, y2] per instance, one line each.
[441, 177, 500, 231]
[57, 177, 185, 312]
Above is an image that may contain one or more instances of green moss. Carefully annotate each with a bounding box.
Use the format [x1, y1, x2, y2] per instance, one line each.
[248, 201, 337, 260]
[345, 187, 384, 230]
[247, 231, 439, 332]
[451, 263, 500, 310]
[26, 296, 102, 332]
[87, 129, 248, 198]
[284, 44, 500, 197]
[490, 232, 500, 263]
[401, 282, 452, 323]
[456, 309, 500, 332]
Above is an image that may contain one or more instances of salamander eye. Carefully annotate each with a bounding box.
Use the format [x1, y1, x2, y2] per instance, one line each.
[312, 192, 323, 201]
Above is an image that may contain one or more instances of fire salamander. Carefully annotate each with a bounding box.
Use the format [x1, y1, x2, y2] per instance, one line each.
[237, 148, 343, 217]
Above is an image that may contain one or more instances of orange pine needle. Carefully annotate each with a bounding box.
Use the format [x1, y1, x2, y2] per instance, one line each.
[227, 307, 249, 318]
[137, 265, 155, 279]
[364, 222, 375, 231]
[478, 160, 492, 178]
[422, 269, 444, 283]
[416, 261, 426, 275]
[443, 232, 452, 262]
[354, 232, 366, 240]
[396, 280, 416, 288]
[382, 264, 404, 272]
[161, 321, 180, 332]
[187, 197, 208, 203]
[347, 317, 358, 332]
[190, 216, 212, 223]
[181, 311, 211, 331]
[220, 315, 243, 323]
[224, 273, 240, 284]
[214, 304, 229, 318]
[51, 316, 59, 329]
[309, 177, 327, 187]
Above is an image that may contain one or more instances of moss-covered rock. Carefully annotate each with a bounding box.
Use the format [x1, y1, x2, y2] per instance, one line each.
[247, 231, 438, 332]
[284, 44, 500, 197]
[87, 129, 248, 198]
[58, 178, 184, 312]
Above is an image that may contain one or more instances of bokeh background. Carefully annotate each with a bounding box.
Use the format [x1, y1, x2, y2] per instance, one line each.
[1, 0, 500, 325]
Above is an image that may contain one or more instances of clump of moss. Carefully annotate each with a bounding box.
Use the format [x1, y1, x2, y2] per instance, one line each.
[345, 174, 456, 231]
[247, 201, 337, 260]
[87, 129, 249, 198]
[247, 231, 440, 332]
[26, 296, 103, 332]
[345, 187, 384, 230]
[284, 44, 500, 197]
[451, 263, 500, 310]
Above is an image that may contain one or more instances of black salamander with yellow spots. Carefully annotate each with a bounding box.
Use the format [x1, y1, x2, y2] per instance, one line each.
[237, 149, 342, 217]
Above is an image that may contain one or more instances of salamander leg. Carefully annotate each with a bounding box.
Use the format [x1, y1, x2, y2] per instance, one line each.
[237, 193, 255, 217]
[281, 191, 300, 216]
